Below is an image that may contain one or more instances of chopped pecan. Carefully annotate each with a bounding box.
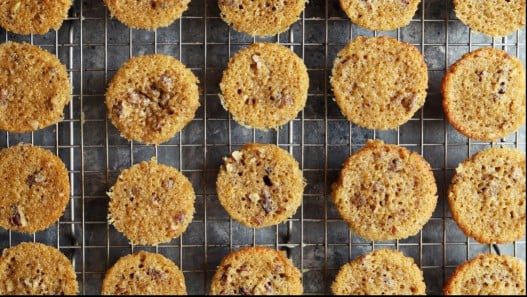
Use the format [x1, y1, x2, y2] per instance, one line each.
[26, 171, 46, 187]
[147, 268, 165, 280]
[261, 188, 272, 214]
[9, 205, 27, 227]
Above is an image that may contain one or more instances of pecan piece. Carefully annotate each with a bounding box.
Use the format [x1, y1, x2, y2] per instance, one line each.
[26, 171, 46, 187]
[9, 205, 27, 227]
[261, 188, 272, 214]
[147, 268, 165, 280]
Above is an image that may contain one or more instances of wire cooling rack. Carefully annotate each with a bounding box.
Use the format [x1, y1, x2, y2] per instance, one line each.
[0, 0, 525, 295]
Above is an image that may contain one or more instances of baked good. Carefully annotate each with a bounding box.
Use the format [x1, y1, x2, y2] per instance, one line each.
[106, 54, 200, 145]
[339, 0, 421, 31]
[104, 0, 191, 29]
[453, 0, 526, 37]
[0, 143, 70, 233]
[331, 139, 437, 241]
[0, 242, 78, 295]
[442, 47, 526, 141]
[331, 36, 428, 130]
[0, 0, 72, 35]
[444, 253, 526, 295]
[209, 246, 303, 295]
[107, 159, 195, 245]
[448, 147, 526, 243]
[101, 251, 186, 295]
[218, 0, 306, 36]
[332, 249, 426, 295]
[216, 143, 304, 228]
[0, 41, 71, 132]
[219, 42, 309, 130]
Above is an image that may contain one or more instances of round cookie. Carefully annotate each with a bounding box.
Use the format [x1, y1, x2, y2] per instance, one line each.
[106, 54, 200, 145]
[331, 36, 428, 130]
[453, 0, 526, 37]
[332, 249, 426, 295]
[331, 139, 437, 241]
[442, 48, 526, 141]
[218, 0, 306, 36]
[339, 0, 421, 31]
[209, 246, 303, 295]
[0, 42, 71, 133]
[444, 254, 526, 295]
[104, 0, 191, 29]
[0, 242, 78, 295]
[0, 143, 70, 233]
[0, 0, 72, 35]
[102, 251, 186, 295]
[219, 43, 309, 130]
[108, 159, 195, 245]
[448, 147, 526, 244]
[216, 143, 304, 228]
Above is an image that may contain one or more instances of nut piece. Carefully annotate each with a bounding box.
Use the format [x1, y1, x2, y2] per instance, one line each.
[231, 151, 243, 162]
[9, 205, 27, 227]
[26, 171, 46, 187]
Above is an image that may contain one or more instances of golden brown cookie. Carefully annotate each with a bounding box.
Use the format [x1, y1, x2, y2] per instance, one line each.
[331, 36, 428, 130]
[218, 0, 307, 36]
[104, 0, 191, 29]
[101, 251, 187, 295]
[332, 249, 426, 295]
[331, 140, 437, 241]
[209, 246, 303, 295]
[216, 143, 304, 228]
[444, 254, 526, 295]
[0, 0, 72, 35]
[0, 143, 70, 234]
[106, 54, 200, 145]
[0, 242, 78, 295]
[442, 47, 526, 141]
[108, 159, 195, 245]
[219, 43, 309, 130]
[448, 147, 526, 244]
[0, 42, 71, 133]
[339, 0, 421, 31]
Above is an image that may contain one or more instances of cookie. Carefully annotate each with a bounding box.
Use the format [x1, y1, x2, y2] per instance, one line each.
[209, 246, 303, 295]
[0, 242, 78, 295]
[332, 249, 426, 295]
[0, 41, 71, 133]
[218, 0, 306, 36]
[331, 140, 437, 241]
[106, 54, 200, 145]
[0, 0, 72, 35]
[339, 0, 421, 31]
[331, 36, 428, 130]
[104, 0, 191, 29]
[444, 253, 526, 295]
[453, 0, 526, 37]
[219, 42, 309, 130]
[442, 47, 526, 141]
[216, 143, 304, 228]
[101, 251, 186, 295]
[0, 143, 70, 234]
[448, 147, 526, 244]
[108, 159, 195, 245]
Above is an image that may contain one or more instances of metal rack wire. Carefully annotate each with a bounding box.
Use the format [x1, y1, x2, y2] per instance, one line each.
[0, 0, 525, 294]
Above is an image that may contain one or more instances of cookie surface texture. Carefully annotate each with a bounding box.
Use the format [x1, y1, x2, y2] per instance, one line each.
[331, 36, 428, 130]
[209, 246, 303, 295]
[444, 253, 526, 295]
[332, 249, 426, 295]
[448, 147, 526, 243]
[101, 251, 187, 295]
[108, 159, 195, 245]
[104, 0, 191, 29]
[0, 242, 78, 295]
[442, 47, 526, 141]
[216, 143, 304, 228]
[332, 140, 437, 241]
[219, 42, 309, 130]
[339, 0, 421, 31]
[106, 54, 200, 145]
[0, 42, 71, 132]
[0, 0, 72, 35]
[453, 0, 526, 37]
[218, 0, 306, 36]
[0, 144, 70, 233]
